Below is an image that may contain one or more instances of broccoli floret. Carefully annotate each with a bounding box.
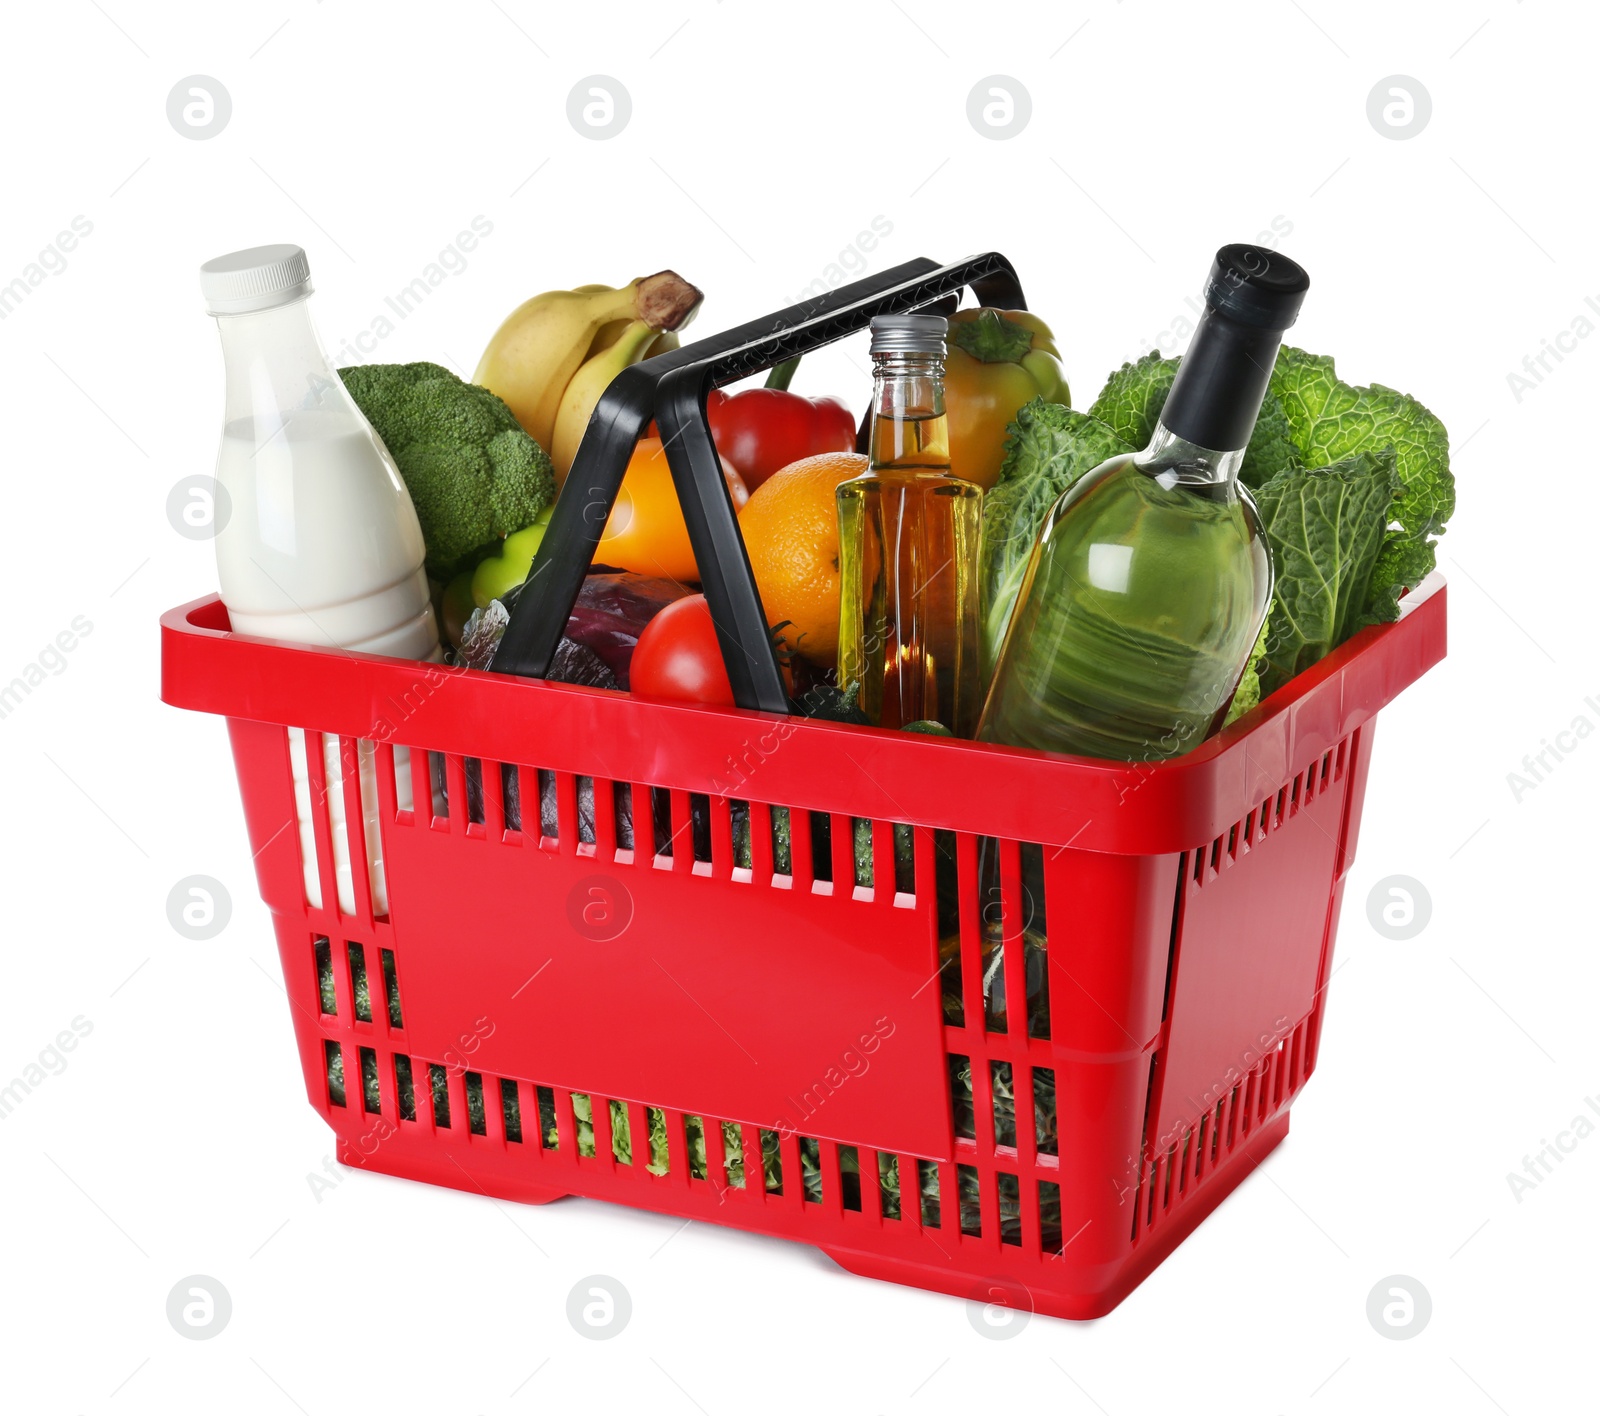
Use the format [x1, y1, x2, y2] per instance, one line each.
[339, 361, 556, 578]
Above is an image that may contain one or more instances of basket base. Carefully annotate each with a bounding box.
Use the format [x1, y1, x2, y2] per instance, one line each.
[821, 1112, 1290, 1321]
[335, 1111, 1287, 1320]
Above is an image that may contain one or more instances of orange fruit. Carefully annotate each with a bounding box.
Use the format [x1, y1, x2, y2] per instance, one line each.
[597, 437, 748, 584]
[737, 450, 868, 665]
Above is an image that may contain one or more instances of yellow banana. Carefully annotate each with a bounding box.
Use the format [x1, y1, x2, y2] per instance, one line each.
[474, 271, 702, 453]
[587, 320, 682, 361]
[474, 284, 638, 452]
[586, 316, 634, 361]
[551, 319, 661, 481]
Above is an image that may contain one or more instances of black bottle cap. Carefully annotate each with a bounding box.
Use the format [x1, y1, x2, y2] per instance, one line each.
[1203, 244, 1310, 330]
[1157, 245, 1311, 452]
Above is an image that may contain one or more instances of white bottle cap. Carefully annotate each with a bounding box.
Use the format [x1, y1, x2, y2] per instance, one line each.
[200, 243, 313, 316]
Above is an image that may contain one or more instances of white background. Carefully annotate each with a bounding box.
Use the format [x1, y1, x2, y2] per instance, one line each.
[1, 0, 1596, 1411]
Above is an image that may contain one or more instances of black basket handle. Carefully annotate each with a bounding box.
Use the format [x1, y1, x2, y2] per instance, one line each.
[494, 252, 1027, 710]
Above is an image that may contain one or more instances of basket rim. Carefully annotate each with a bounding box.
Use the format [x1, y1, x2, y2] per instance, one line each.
[160, 574, 1445, 855]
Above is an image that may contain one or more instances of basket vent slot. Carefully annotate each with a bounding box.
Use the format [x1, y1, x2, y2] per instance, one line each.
[501, 765, 523, 832]
[395, 1054, 415, 1121]
[956, 1164, 982, 1235]
[809, 813, 832, 884]
[287, 728, 321, 910]
[640, 1106, 666, 1168]
[380, 948, 403, 1028]
[314, 936, 335, 1015]
[650, 787, 673, 858]
[605, 780, 634, 852]
[839, 1146, 863, 1211]
[324, 1041, 345, 1107]
[727, 798, 753, 874]
[428, 1064, 450, 1128]
[538, 770, 559, 843]
[500, 1079, 522, 1142]
[610, 1103, 635, 1167]
[573, 1094, 596, 1156]
[359, 1047, 380, 1114]
[685, 1114, 708, 1178]
[991, 1061, 1017, 1148]
[761, 1129, 783, 1194]
[1033, 1067, 1058, 1156]
[769, 806, 792, 881]
[891, 822, 915, 896]
[948, 1054, 974, 1139]
[878, 1153, 901, 1219]
[798, 1137, 821, 1201]
[851, 818, 873, 889]
[347, 941, 371, 1023]
[978, 838, 1005, 1031]
[935, 829, 962, 1024]
[1020, 842, 1050, 1038]
[720, 1122, 746, 1188]
[996, 1173, 1021, 1244]
[688, 796, 713, 864]
[575, 777, 597, 846]
[1040, 1181, 1064, 1254]
[917, 1159, 941, 1227]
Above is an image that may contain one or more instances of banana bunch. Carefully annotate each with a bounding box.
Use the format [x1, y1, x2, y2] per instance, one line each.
[474, 272, 702, 484]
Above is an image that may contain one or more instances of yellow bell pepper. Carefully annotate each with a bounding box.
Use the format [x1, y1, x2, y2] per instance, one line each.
[943, 308, 1069, 489]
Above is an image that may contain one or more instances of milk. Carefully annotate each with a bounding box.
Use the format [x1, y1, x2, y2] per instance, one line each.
[202, 246, 439, 919]
[214, 415, 434, 654]
[214, 414, 437, 918]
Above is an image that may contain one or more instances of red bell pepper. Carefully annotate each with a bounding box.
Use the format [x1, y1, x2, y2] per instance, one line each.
[706, 358, 858, 490]
[643, 359, 858, 488]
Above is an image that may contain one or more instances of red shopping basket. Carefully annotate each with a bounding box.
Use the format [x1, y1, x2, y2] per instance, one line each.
[161, 255, 1447, 1319]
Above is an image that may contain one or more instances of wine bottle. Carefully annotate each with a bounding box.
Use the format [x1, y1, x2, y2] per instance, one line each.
[837, 314, 982, 736]
[978, 245, 1309, 760]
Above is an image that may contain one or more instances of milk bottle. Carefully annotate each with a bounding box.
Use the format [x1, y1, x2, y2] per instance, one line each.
[201, 244, 438, 916]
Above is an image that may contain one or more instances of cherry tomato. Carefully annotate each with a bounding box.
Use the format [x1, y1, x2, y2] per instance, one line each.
[595, 437, 748, 583]
[630, 594, 735, 706]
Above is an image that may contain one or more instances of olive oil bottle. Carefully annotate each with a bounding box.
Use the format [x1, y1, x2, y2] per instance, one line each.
[979, 246, 1309, 760]
[837, 315, 982, 736]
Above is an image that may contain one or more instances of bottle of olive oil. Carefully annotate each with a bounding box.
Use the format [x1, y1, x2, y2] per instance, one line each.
[979, 245, 1309, 760]
[838, 315, 982, 736]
